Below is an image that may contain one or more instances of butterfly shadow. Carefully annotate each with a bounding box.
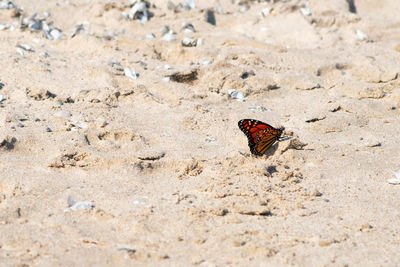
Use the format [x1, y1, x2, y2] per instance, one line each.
[260, 141, 280, 157]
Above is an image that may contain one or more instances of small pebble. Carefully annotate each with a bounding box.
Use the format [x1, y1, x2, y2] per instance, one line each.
[205, 9, 216, 26]
[240, 70, 255, 79]
[117, 245, 136, 253]
[161, 25, 171, 35]
[310, 189, 322, 197]
[363, 140, 381, 147]
[305, 115, 326, 123]
[67, 195, 75, 207]
[70, 24, 86, 38]
[167, 1, 175, 10]
[29, 20, 42, 32]
[0, 136, 17, 150]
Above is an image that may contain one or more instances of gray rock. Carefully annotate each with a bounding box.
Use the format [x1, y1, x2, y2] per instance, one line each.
[205, 9, 216, 26]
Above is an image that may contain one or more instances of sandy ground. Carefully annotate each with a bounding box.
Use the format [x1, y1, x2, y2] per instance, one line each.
[1, 0, 400, 265]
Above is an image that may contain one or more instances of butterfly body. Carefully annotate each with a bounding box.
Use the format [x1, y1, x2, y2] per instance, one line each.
[238, 119, 284, 156]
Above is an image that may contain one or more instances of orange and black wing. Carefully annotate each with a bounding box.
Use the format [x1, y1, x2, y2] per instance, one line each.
[238, 119, 278, 155]
[253, 128, 283, 156]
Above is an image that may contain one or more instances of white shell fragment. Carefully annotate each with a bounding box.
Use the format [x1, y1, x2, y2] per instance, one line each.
[182, 23, 196, 33]
[0, 22, 12, 31]
[206, 136, 219, 145]
[249, 105, 271, 112]
[0, 0, 19, 9]
[387, 172, 400, 185]
[64, 201, 94, 212]
[300, 6, 311, 16]
[40, 52, 49, 58]
[124, 67, 138, 80]
[185, 0, 195, 9]
[49, 28, 62, 40]
[228, 89, 245, 102]
[70, 121, 88, 129]
[146, 33, 155, 39]
[16, 48, 24, 56]
[356, 29, 368, 41]
[163, 33, 176, 42]
[260, 8, 272, 17]
[127, 0, 149, 24]
[131, 196, 150, 207]
[18, 44, 34, 52]
[182, 37, 197, 47]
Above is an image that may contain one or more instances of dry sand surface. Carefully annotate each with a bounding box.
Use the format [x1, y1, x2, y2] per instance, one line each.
[1, 0, 400, 265]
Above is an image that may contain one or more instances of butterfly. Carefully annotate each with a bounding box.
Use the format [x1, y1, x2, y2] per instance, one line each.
[238, 119, 284, 156]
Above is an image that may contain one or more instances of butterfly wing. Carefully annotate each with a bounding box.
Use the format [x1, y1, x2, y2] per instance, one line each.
[238, 119, 278, 155]
[254, 128, 283, 155]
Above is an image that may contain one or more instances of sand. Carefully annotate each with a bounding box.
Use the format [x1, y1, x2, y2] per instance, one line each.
[1, 0, 400, 265]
